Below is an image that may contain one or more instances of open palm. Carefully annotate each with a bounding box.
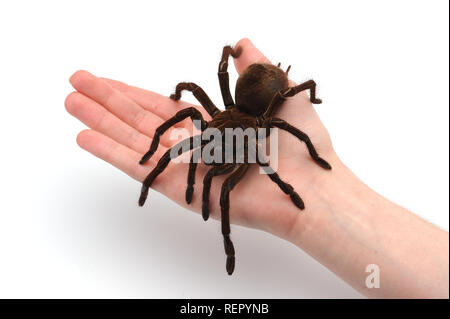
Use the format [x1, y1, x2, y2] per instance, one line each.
[65, 38, 336, 241]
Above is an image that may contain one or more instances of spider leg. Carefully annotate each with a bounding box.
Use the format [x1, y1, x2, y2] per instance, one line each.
[263, 80, 322, 118]
[267, 118, 332, 170]
[170, 82, 220, 117]
[139, 135, 202, 206]
[185, 146, 203, 204]
[285, 80, 322, 104]
[219, 163, 249, 275]
[218, 45, 242, 108]
[201, 163, 236, 221]
[251, 141, 305, 209]
[140, 107, 207, 165]
[257, 159, 305, 210]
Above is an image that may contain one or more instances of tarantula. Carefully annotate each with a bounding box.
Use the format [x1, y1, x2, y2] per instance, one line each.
[138, 45, 331, 275]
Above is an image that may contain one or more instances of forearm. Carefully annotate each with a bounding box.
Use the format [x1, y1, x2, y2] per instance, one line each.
[286, 154, 449, 298]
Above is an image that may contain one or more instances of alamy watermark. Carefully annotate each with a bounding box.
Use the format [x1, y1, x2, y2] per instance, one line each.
[365, 264, 380, 288]
[168, 120, 279, 173]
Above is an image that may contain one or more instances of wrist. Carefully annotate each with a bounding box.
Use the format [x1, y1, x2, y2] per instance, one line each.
[281, 154, 388, 294]
[282, 154, 449, 298]
[284, 154, 377, 245]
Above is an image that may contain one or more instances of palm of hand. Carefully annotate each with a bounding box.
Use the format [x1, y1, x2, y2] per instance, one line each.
[66, 38, 334, 240]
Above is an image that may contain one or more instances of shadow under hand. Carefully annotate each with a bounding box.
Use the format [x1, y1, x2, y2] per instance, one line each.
[48, 165, 362, 298]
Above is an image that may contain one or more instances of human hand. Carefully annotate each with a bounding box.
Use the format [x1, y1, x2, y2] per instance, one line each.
[66, 38, 449, 297]
[65, 38, 337, 241]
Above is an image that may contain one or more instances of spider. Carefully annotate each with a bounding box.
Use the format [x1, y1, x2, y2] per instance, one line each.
[138, 45, 332, 275]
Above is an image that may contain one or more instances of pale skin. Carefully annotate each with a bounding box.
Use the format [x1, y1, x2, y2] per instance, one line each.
[65, 38, 449, 298]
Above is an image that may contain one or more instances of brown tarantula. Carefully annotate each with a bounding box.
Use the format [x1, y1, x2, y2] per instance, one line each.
[138, 45, 331, 275]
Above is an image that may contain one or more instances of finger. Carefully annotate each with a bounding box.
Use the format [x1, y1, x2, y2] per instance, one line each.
[65, 92, 168, 157]
[70, 71, 181, 144]
[233, 38, 271, 74]
[76, 129, 154, 182]
[101, 78, 212, 122]
[234, 38, 298, 86]
[77, 129, 205, 208]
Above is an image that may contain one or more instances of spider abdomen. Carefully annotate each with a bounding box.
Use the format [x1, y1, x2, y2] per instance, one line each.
[235, 63, 289, 116]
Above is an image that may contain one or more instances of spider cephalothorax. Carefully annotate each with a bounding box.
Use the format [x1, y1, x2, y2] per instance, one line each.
[138, 45, 331, 275]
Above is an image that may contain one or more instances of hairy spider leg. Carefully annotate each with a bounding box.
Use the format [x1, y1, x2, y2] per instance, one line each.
[249, 141, 305, 209]
[139, 135, 205, 206]
[218, 45, 242, 108]
[186, 145, 207, 204]
[285, 80, 322, 104]
[219, 163, 250, 275]
[186, 133, 228, 205]
[253, 142, 305, 210]
[200, 134, 253, 219]
[263, 79, 322, 118]
[201, 163, 236, 221]
[265, 118, 332, 170]
[170, 82, 221, 117]
[140, 107, 207, 165]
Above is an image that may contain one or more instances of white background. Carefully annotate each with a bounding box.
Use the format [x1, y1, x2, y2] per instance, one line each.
[0, 0, 448, 298]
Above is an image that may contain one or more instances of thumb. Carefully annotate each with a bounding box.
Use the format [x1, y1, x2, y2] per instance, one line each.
[233, 38, 271, 74]
[233, 38, 296, 87]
